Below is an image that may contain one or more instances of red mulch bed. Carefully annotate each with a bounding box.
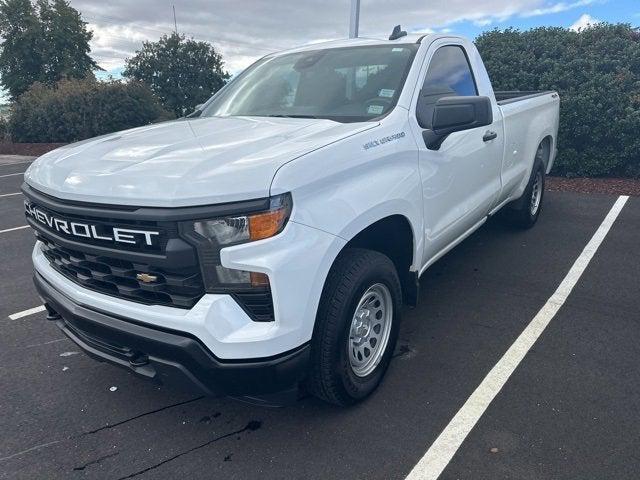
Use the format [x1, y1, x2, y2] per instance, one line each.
[547, 176, 640, 197]
[0, 142, 66, 156]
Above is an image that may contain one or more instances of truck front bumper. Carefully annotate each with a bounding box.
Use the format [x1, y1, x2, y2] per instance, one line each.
[35, 271, 310, 400]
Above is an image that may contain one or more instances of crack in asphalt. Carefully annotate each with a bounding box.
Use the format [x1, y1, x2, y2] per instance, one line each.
[116, 421, 262, 479]
[0, 398, 205, 464]
[81, 396, 204, 435]
[73, 451, 119, 471]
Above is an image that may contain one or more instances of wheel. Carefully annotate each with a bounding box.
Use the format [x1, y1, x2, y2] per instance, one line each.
[502, 146, 546, 229]
[308, 248, 402, 406]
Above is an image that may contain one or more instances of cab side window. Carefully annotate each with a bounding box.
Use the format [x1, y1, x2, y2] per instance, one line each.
[422, 45, 478, 96]
[417, 45, 478, 129]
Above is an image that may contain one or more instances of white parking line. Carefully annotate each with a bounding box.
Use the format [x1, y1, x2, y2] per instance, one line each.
[0, 172, 24, 178]
[406, 195, 629, 480]
[0, 192, 21, 198]
[0, 225, 29, 234]
[26, 338, 66, 348]
[9, 305, 46, 320]
[0, 440, 60, 462]
[0, 160, 33, 167]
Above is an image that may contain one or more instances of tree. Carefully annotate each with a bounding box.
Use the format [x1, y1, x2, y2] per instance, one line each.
[0, 0, 99, 100]
[476, 24, 640, 177]
[123, 33, 229, 117]
[37, 0, 99, 85]
[0, 0, 43, 99]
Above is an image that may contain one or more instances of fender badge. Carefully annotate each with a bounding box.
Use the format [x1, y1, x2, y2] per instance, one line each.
[136, 273, 158, 283]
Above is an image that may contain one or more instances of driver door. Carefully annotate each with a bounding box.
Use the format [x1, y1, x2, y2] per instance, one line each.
[411, 42, 504, 265]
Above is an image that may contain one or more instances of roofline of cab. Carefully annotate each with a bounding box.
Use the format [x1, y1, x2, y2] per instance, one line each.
[264, 33, 463, 58]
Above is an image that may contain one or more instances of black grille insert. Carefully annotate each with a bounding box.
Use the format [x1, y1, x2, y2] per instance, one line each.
[39, 236, 204, 308]
[235, 291, 275, 322]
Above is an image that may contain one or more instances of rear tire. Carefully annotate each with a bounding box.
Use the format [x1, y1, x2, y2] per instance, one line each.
[502, 148, 546, 229]
[308, 248, 402, 406]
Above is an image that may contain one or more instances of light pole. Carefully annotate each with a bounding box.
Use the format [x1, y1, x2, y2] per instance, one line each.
[349, 0, 361, 38]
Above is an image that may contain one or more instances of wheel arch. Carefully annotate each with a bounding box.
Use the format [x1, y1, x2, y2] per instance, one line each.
[538, 135, 554, 173]
[336, 214, 419, 307]
[516, 133, 555, 198]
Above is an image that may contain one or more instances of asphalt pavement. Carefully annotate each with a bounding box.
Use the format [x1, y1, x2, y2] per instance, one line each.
[0, 157, 638, 480]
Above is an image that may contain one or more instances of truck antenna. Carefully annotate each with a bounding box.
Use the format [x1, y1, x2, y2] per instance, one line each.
[389, 25, 407, 40]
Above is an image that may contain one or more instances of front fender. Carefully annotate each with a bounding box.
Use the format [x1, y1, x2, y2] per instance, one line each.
[271, 114, 423, 271]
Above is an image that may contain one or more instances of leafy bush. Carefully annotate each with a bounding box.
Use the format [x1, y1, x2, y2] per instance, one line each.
[8, 78, 172, 143]
[476, 24, 640, 177]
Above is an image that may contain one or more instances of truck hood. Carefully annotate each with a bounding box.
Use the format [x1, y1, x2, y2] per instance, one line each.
[25, 116, 376, 207]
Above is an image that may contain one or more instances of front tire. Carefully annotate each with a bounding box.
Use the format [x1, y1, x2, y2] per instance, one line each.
[308, 248, 402, 406]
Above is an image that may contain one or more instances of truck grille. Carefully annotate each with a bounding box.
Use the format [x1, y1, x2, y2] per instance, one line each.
[39, 236, 204, 308]
[23, 184, 276, 319]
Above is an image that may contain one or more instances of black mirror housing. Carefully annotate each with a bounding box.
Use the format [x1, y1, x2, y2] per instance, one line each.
[422, 96, 493, 150]
[416, 85, 456, 129]
[432, 96, 492, 133]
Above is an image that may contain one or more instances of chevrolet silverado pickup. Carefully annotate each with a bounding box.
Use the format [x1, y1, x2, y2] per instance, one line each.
[23, 31, 559, 406]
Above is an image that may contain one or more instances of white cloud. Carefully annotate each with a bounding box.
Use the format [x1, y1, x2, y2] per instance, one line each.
[70, 0, 559, 76]
[88, 23, 157, 71]
[473, 18, 493, 27]
[2, 0, 611, 87]
[570, 13, 600, 31]
[522, 0, 598, 18]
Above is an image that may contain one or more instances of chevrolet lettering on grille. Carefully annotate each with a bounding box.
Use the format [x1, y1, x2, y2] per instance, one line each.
[24, 201, 160, 246]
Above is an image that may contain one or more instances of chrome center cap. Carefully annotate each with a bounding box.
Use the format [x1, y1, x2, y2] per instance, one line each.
[352, 309, 371, 344]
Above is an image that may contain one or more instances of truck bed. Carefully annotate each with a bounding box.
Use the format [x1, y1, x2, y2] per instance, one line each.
[495, 91, 557, 105]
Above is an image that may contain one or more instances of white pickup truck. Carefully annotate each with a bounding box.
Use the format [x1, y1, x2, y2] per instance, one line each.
[23, 31, 559, 406]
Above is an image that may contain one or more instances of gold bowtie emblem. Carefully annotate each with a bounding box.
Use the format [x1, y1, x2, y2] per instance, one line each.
[136, 273, 158, 283]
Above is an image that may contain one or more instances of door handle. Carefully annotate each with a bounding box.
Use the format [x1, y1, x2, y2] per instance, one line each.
[483, 131, 498, 142]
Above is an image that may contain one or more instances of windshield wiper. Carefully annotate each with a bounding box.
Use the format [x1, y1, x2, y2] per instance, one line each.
[265, 114, 319, 119]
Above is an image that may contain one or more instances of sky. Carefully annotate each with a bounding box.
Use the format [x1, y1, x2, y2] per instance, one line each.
[1, 0, 640, 102]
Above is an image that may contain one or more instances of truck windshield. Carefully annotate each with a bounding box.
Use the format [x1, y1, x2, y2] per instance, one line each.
[200, 44, 418, 123]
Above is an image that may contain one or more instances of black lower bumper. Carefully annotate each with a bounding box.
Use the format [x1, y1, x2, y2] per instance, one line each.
[34, 271, 310, 401]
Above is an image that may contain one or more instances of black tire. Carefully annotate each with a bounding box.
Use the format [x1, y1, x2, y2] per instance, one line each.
[308, 248, 402, 406]
[502, 152, 546, 229]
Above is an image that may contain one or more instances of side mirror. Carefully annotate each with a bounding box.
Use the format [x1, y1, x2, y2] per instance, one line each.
[422, 96, 493, 150]
[416, 85, 456, 129]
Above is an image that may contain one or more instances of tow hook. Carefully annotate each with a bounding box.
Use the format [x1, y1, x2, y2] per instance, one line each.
[44, 303, 61, 321]
[129, 352, 150, 367]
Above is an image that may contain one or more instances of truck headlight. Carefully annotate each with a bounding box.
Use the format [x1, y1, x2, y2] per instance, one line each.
[180, 193, 292, 292]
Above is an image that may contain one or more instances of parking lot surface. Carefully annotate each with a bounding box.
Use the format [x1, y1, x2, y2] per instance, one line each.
[1, 157, 638, 479]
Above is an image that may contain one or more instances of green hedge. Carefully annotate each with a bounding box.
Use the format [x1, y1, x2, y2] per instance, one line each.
[8, 78, 172, 143]
[476, 24, 640, 177]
